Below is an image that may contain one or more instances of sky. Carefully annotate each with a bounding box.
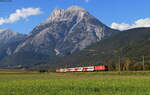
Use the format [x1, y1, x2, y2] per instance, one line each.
[0, 0, 150, 33]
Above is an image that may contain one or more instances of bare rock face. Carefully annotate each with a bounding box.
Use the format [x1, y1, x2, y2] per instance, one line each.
[49, 8, 63, 21]
[14, 6, 117, 56]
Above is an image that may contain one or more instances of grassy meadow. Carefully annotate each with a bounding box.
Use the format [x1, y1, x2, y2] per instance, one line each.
[0, 71, 150, 95]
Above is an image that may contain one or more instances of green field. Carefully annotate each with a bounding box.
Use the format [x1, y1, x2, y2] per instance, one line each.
[0, 71, 150, 95]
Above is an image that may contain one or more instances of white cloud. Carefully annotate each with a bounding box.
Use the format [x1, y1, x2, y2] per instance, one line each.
[0, 8, 42, 25]
[111, 18, 150, 31]
[111, 23, 130, 31]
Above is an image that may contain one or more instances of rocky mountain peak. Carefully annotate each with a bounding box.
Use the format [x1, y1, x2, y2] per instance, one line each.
[0, 29, 12, 34]
[53, 8, 63, 15]
[35, 6, 87, 34]
[14, 6, 117, 57]
[0, 29, 27, 44]
[0, 29, 9, 32]
[66, 6, 85, 11]
[43, 6, 86, 23]
[49, 8, 63, 21]
[0, 29, 17, 40]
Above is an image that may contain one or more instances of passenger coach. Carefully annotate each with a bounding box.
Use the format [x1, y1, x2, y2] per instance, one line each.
[56, 65, 108, 72]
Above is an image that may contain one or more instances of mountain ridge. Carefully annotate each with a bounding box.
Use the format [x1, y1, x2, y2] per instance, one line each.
[0, 29, 27, 61]
[0, 6, 119, 69]
[13, 6, 117, 56]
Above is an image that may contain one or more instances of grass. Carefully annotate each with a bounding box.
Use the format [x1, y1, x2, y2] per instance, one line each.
[0, 71, 150, 95]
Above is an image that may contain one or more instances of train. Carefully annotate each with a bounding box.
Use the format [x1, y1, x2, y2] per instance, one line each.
[56, 65, 108, 72]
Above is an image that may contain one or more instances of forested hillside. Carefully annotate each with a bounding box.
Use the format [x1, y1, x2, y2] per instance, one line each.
[51, 28, 150, 71]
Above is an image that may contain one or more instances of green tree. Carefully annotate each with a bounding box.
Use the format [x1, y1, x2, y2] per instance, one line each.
[123, 58, 131, 71]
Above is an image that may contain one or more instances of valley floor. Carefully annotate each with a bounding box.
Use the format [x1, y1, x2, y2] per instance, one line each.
[0, 71, 150, 95]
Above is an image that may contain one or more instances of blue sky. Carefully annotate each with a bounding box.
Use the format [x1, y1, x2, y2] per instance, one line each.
[0, 0, 150, 33]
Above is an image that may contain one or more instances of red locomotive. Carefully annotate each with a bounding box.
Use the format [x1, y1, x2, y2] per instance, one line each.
[56, 65, 108, 72]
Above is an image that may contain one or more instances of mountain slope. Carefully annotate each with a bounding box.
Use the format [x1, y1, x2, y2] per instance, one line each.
[49, 28, 150, 69]
[0, 29, 27, 61]
[0, 6, 118, 68]
[15, 6, 117, 56]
